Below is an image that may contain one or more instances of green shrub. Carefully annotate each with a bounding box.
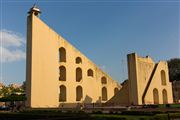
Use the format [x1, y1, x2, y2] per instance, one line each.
[92, 111, 103, 114]
[153, 114, 168, 120]
[77, 110, 85, 113]
[170, 104, 180, 108]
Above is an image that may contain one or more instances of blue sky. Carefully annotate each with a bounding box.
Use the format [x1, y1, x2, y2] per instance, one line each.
[0, 0, 179, 85]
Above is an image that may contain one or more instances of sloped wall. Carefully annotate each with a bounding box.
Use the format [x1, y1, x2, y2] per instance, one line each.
[127, 53, 173, 105]
[26, 13, 121, 108]
[144, 61, 173, 104]
[107, 80, 129, 105]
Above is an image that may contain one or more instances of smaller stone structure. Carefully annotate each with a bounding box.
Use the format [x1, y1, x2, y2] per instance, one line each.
[108, 53, 173, 105]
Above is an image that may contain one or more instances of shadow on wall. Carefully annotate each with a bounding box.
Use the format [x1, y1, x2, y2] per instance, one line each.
[107, 80, 129, 106]
[58, 95, 93, 108]
[58, 95, 108, 108]
[59, 103, 78, 108]
[83, 95, 92, 103]
[96, 96, 102, 103]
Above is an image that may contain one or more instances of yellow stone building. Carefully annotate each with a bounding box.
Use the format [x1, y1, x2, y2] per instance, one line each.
[26, 5, 121, 108]
[109, 53, 173, 105]
[26, 6, 173, 108]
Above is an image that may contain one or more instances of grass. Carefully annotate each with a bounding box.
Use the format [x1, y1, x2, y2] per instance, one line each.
[170, 104, 180, 108]
[91, 114, 152, 120]
[91, 113, 180, 120]
[0, 109, 180, 120]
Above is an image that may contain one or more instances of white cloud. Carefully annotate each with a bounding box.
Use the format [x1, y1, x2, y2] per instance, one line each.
[0, 29, 25, 47]
[0, 46, 26, 62]
[0, 29, 26, 63]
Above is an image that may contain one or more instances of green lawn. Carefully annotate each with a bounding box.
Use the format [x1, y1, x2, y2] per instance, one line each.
[91, 113, 180, 120]
[91, 114, 152, 120]
[0, 110, 179, 120]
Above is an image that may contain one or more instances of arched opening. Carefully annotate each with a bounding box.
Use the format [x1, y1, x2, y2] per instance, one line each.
[59, 85, 66, 102]
[76, 67, 82, 82]
[161, 70, 166, 85]
[102, 87, 107, 101]
[153, 88, 159, 104]
[59, 47, 66, 62]
[76, 86, 83, 101]
[101, 77, 107, 84]
[87, 69, 93, 77]
[162, 89, 168, 104]
[76, 57, 82, 64]
[59, 66, 66, 81]
[114, 87, 119, 95]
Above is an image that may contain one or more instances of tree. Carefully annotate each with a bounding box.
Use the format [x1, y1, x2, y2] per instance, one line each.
[0, 94, 26, 102]
[0, 86, 10, 97]
[168, 58, 180, 82]
[0, 84, 26, 102]
[0, 84, 24, 98]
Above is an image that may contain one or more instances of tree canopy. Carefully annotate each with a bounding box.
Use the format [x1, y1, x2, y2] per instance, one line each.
[168, 58, 180, 82]
[0, 85, 24, 97]
[0, 84, 25, 102]
[0, 94, 26, 102]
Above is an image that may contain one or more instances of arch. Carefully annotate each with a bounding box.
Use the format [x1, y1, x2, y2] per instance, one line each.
[162, 89, 168, 104]
[161, 70, 166, 85]
[153, 88, 159, 104]
[59, 85, 66, 102]
[102, 87, 107, 101]
[76, 57, 82, 64]
[76, 86, 83, 101]
[59, 47, 66, 62]
[76, 67, 82, 82]
[87, 69, 93, 77]
[59, 66, 66, 81]
[114, 87, 119, 95]
[101, 77, 107, 84]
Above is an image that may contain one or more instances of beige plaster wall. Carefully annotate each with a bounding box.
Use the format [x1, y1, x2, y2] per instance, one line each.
[127, 53, 173, 105]
[107, 80, 129, 105]
[127, 53, 139, 105]
[144, 61, 173, 104]
[26, 13, 121, 108]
